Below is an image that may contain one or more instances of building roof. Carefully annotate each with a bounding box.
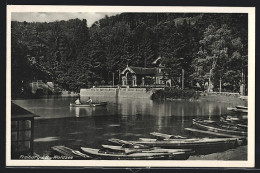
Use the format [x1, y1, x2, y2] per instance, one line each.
[129, 66, 157, 75]
[121, 66, 159, 75]
[11, 102, 40, 119]
[152, 56, 162, 64]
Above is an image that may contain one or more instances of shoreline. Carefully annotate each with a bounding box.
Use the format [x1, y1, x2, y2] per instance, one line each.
[189, 145, 247, 160]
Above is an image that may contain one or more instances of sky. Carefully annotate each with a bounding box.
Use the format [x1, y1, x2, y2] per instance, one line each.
[11, 12, 120, 27]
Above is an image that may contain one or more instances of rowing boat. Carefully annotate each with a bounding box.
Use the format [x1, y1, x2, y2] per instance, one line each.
[102, 144, 192, 153]
[70, 102, 107, 107]
[150, 132, 187, 139]
[220, 115, 248, 126]
[51, 146, 92, 159]
[192, 119, 247, 136]
[80, 147, 171, 160]
[235, 106, 248, 110]
[101, 145, 192, 160]
[138, 137, 232, 142]
[227, 107, 248, 113]
[195, 119, 246, 131]
[219, 117, 247, 130]
[184, 128, 246, 139]
[108, 137, 241, 150]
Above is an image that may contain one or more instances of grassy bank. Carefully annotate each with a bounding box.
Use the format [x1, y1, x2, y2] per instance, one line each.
[189, 145, 247, 160]
[199, 94, 248, 105]
[151, 88, 248, 105]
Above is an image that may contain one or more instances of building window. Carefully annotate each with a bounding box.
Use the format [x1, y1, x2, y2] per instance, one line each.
[11, 119, 34, 158]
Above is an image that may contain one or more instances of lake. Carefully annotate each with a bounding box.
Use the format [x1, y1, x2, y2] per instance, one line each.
[12, 96, 245, 156]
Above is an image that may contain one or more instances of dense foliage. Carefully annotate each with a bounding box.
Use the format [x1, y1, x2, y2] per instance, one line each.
[11, 13, 248, 97]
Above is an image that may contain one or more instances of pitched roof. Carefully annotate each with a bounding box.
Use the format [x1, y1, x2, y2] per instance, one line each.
[152, 56, 162, 64]
[128, 66, 157, 75]
[11, 102, 40, 119]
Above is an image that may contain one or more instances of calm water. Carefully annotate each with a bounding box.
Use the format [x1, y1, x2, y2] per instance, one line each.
[12, 96, 245, 155]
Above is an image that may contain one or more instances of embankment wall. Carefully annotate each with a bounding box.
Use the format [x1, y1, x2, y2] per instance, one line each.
[80, 88, 159, 98]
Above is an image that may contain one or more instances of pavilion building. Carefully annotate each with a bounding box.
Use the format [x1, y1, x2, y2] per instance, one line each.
[120, 57, 171, 87]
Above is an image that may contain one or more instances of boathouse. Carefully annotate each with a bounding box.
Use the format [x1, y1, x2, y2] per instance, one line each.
[11, 102, 39, 158]
[120, 57, 171, 87]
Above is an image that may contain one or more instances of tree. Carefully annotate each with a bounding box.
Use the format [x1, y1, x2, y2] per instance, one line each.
[11, 13, 247, 95]
[192, 23, 247, 92]
[194, 24, 231, 92]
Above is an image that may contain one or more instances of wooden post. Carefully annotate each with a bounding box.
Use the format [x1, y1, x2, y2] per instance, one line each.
[30, 118, 34, 155]
[112, 73, 115, 87]
[241, 69, 245, 96]
[155, 76, 157, 88]
[118, 70, 121, 85]
[219, 78, 222, 93]
[181, 69, 184, 89]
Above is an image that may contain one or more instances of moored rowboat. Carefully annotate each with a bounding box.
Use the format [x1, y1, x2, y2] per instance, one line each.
[80, 147, 171, 160]
[195, 119, 246, 131]
[192, 119, 247, 136]
[185, 128, 246, 139]
[51, 146, 91, 159]
[235, 106, 248, 110]
[102, 144, 192, 153]
[150, 132, 187, 139]
[108, 137, 241, 150]
[101, 145, 192, 160]
[219, 118, 247, 130]
[227, 107, 248, 113]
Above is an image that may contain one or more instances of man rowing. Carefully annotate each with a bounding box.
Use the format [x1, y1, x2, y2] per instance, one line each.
[86, 97, 93, 105]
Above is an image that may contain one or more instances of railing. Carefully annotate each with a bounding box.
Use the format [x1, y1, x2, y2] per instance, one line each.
[93, 84, 166, 88]
[208, 92, 240, 96]
[87, 88, 160, 92]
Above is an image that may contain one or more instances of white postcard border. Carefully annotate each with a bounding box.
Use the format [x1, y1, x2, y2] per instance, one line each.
[6, 5, 255, 167]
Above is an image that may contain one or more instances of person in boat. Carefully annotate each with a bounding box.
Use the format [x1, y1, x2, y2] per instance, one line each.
[86, 97, 93, 105]
[75, 98, 81, 105]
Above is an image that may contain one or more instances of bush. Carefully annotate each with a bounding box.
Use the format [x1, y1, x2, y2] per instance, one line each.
[151, 88, 200, 100]
[101, 80, 105, 85]
[94, 81, 99, 86]
[145, 86, 152, 92]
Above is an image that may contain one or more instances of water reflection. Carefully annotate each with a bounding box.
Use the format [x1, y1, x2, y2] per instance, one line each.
[13, 96, 245, 120]
[70, 107, 98, 117]
[12, 96, 247, 155]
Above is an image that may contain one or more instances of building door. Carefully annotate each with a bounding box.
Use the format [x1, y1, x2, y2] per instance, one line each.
[126, 72, 133, 86]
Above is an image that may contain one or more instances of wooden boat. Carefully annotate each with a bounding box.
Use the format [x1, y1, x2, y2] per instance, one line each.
[101, 145, 192, 160]
[185, 128, 246, 139]
[51, 146, 92, 159]
[150, 132, 186, 139]
[70, 102, 107, 107]
[196, 119, 246, 131]
[107, 138, 149, 148]
[108, 137, 241, 150]
[102, 144, 192, 153]
[236, 106, 248, 110]
[225, 116, 247, 121]
[139, 138, 161, 142]
[220, 115, 248, 125]
[192, 119, 247, 136]
[237, 123, 248, 128]
[227, 107, 248, 113]
[219, 117, 247, 130]
[80, 147, 171, 160]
